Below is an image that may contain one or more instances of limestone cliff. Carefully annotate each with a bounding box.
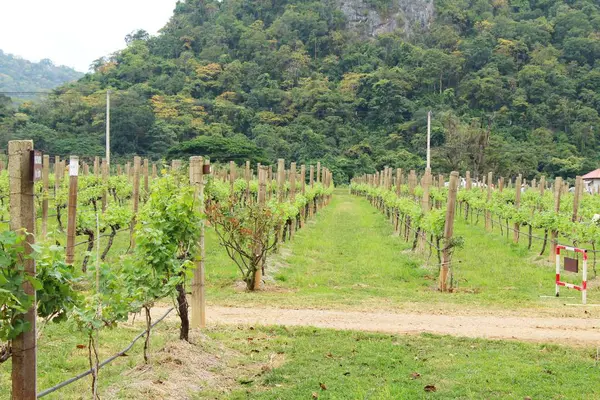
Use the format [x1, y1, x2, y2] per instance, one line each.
[336, 0, 435, 37]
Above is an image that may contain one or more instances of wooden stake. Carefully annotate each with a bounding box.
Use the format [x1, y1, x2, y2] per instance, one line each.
[229, 160, 236, 193]
[277, 159, 285, 202]
[54, 156, 61, 196]
[255, 165, 268, 289]
[190, 156, 206, 329]
[94, 156, 100, 177]
[143, 158, 149, 196]
[130, 156, 141, 249]
[439, 171, 459, 292]
[513, 174, 522, 244]
[290, 162, 296, 203]
[573, 176, 582, 222]
[171, 159, 182, 171]
[316, 162, 321, 183]
[9, 140, 37, 400]
[101, 158, 108, 212]
[245, 160, 251, 201]
[66, 156, 79, 265]
[466, 171, 472, 190]
[485, 172, 493, 231]
[300, 164, 306, 195]
[549, 177, 562, 261]
[42, 154, 49, 239]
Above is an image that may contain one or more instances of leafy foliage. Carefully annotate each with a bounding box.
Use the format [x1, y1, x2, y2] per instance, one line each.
[4, 0, 600, 180]
[0, 50, 82, 93]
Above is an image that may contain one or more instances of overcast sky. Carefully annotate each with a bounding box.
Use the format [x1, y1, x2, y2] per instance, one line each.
[0, 0, 179, 72]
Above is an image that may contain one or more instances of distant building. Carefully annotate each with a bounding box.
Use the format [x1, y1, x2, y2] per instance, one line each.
[582, 169, 600, 192]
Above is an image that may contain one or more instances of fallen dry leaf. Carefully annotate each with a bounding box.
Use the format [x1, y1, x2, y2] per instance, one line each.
[76, 344, 86, 349]
[410, 372, 421, 379]
[424, 385, 437, 392]
[326, 352, 333, 358]
[319, 382, 327, 391]
[312, 392, 319, 399]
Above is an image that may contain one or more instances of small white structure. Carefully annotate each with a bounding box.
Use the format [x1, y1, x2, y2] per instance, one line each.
[582, 169, 600, 193]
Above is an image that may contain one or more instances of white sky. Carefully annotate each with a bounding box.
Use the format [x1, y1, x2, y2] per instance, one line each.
[0, 0, 179, 72]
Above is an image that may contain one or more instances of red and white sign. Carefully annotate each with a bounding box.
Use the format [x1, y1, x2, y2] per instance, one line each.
[555, 245, 587, 304]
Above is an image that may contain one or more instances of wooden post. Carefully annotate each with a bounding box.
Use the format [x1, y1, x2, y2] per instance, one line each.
[573, 176, 582, 222]
[277, 159, 285, 202]
[539, 176, 545, 196]
[190, 157, 206, 329]
[316, 162, 321, 184]
[408, 170, 416, 195]
[229, 160, 236, 193]
[439, 171, 459, 292]
[245, 160, 251, 201]
[101, 158, 108, 212]
[125, 162, 131, 181]
[290, 162, 297, 237]
[94, 156, 100, 177]
[54, 156, 61, 196]
[419, 169, 431, 251]
[9, 140, 37, 400]
[143, 158, 149, 197]
[267, 166, 273, 201]
[485, 172, 493, 231]
[309, 165, 314, 188]
[498, 177, 504, 192]
[300, 164, 306, 227]
[549, 177, 562, 261]
[131, 156, 141, 249]
[383, 166, 389, 190]
[438, 174, 444, 189]
[513, 174, 522, 244]
[300, 165, 306, 196]
[152, 163, 157, 179]
[255, 166, 268, 289]
[171, 159, 182, 171]
[290, 162, 296, 203]
[41, 154, 49, 239]
[66, 156, 79, 265]
[395, 168, 402, 196]
[117, 164, 122, 176]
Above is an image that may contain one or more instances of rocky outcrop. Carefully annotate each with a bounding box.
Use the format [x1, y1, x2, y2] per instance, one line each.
[337, 0, 435, 37]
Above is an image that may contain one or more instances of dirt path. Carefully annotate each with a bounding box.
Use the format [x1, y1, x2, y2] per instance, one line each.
[191, 306, 600, 345]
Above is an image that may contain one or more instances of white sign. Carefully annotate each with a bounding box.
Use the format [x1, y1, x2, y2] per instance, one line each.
[69, 157, 79, 176]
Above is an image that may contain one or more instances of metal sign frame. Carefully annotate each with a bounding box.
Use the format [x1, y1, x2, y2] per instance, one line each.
[555, 245, 587, 305]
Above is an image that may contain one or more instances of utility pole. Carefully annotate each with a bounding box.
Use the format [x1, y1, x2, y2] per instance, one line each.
[426, 110, 431, 170]
[106, 90, 111, 167]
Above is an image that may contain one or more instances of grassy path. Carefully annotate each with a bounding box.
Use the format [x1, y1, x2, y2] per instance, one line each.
[207, 190, 599, 316]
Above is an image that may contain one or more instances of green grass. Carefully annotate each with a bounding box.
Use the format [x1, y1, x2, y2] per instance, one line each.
[4, 322, 598, 399]
[0, 317, 170, 400]
[203, 190, 599, 312]
[211, 325, 600, 400]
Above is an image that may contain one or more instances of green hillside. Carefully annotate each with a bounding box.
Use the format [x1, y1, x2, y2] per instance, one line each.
[2, 0, 600, 182]
[0, 50, 83, 92]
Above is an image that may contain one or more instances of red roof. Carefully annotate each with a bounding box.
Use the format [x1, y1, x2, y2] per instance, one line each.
[583, 168, 600, 179]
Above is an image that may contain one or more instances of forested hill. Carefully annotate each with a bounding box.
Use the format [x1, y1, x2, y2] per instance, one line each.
[3, 0, 600, 182]
[0, 50, 83, 92]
